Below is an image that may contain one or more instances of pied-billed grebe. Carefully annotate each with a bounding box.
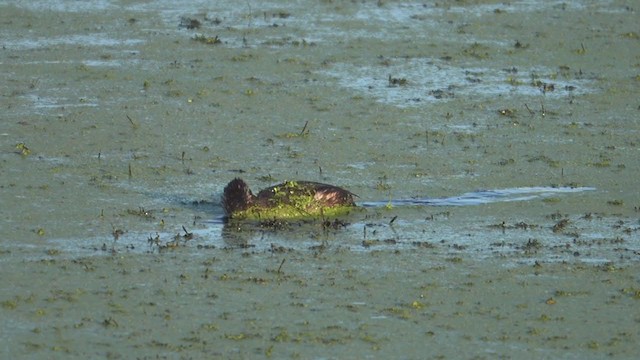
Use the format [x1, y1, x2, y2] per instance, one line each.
[222, 178, 357, 220]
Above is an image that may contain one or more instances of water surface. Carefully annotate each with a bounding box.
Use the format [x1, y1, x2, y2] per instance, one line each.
[1, 0, 639, 358]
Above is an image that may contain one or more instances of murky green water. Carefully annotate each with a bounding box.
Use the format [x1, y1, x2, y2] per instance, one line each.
[1, 0, 639, 358]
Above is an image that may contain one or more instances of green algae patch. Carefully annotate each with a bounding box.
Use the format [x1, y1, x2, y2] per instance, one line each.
[231, 203, 358, 221]
[229, 180, 359, 221]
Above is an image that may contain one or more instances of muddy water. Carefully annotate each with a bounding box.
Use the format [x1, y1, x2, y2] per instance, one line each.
[1, 0, 639, 358]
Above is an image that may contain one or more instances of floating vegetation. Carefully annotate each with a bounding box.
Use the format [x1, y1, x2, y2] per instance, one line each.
[527, 155, 561, 168]
[497, 158, 515, 166]
[192, 34, 221, 45]
[596, 262, 618, 272]
[552, 219, 570, 233]
[574, 43, 587, 55]
[497, 108, 516, 118]
[521, 238, 543, 254]
[428, 88, 455, 99]
[531, 79, 555, 93]
[102, 317, 119, 328]
[264, 10, 291, 19]
[412, 241, 436, 249]
[589, 159, 611, 168]
[619, 287, 640, 300]
[388, 75, 407, 87]
[488, 221, 538, 230]
[461, 42, 491, 59]
[262, 37, 315, 47]
[375, 179, 391, 191]
[257, 174, 277, 182]
[126, 207, 155, 220]
[276, 120, 310, 138]
[112, 228, 125, 241]
[230, 200, 357, 222]
[545, 297, 556, 305]
[15, 142, 31, 156]
[147, 228, 194, 252]
[362, 239, 397, 248]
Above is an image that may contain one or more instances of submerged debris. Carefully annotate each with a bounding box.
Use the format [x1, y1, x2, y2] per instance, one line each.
[179, 17, 202, 30]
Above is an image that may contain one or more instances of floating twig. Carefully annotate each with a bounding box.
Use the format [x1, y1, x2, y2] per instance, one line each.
[299, 120, 309, 136]
[277, 258, 286, 274]
[126, 114, 139, 129]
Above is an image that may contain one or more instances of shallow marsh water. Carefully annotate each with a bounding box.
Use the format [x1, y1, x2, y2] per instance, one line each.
[1, 0, 639, 358]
